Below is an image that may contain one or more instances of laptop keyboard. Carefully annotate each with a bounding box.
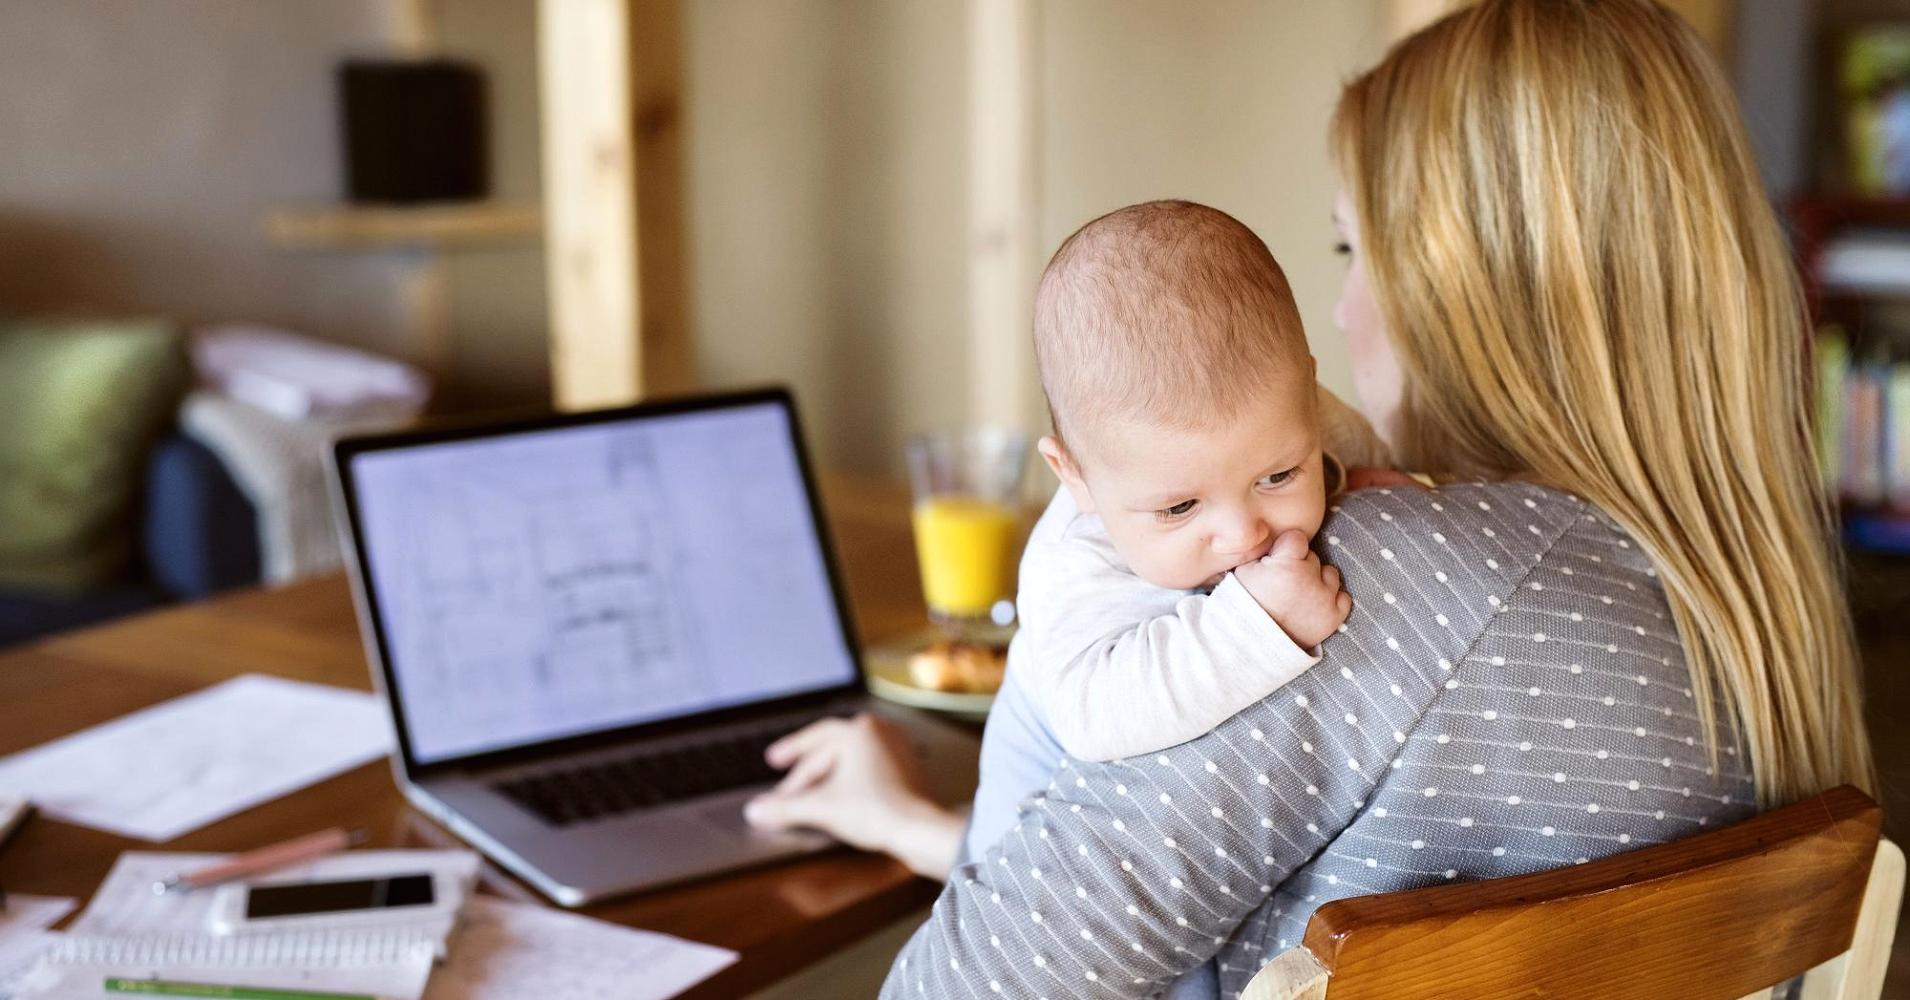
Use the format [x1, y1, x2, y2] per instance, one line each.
[492, 720, 818, 827]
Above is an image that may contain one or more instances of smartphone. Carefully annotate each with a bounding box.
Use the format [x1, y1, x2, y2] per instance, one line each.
[246, 874, 432, 918]
[208, 871, 459, 934]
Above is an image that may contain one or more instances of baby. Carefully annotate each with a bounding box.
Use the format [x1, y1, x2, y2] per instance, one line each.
[1015, 200, 1385, 762]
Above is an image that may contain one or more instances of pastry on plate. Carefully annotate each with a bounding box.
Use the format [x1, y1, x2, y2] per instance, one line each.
[907, 640, 1008, 694]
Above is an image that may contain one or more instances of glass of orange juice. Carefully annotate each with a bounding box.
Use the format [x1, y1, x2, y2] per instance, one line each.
[906, 428, 1027, 630]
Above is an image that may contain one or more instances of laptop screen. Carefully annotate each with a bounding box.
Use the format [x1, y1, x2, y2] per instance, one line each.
[345, 399, 859, 766]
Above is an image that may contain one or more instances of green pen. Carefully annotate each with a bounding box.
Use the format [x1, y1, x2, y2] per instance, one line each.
[102, 978, 390, 1000]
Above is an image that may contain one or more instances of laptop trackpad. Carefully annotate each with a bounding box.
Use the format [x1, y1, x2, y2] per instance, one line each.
[700, 797, 830, 848]
[700, 798, 755, 834]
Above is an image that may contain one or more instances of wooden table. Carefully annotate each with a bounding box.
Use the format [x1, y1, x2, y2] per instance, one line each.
[0, 476, 960, 998]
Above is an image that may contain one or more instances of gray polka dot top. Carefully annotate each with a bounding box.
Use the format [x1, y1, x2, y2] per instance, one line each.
[881, 480, 1755, 999]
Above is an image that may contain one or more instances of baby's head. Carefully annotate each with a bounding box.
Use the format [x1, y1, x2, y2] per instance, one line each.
[1035, 200, 1326, 591]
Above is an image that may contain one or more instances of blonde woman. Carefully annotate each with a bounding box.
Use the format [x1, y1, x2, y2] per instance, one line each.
[749, 2, 1875, 996]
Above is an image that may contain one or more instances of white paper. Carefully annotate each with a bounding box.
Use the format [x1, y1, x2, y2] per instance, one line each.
[422, 897, 736, 1000]
[0, 898, 74, 937]
[0, 675, 392, 841]
[70, 850, 479, 940]
[0, 797, 28, 845]
[66, 853, 225, 938]
[0, 931, 58, 1000]
[0, 896, 77, 999]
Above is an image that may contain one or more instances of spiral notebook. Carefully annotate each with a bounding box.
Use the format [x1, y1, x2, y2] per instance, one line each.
[12, 929, 436, 999]
[6, 850, 480, 1000]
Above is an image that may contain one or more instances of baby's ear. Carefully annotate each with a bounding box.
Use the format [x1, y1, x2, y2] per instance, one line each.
[1037, 436, 1096, 514]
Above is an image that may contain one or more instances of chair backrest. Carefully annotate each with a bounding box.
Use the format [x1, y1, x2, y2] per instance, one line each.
[1244, 786, 1899, 1000]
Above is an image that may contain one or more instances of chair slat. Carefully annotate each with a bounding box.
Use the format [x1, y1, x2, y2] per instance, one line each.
[1296, 786, 1881, 1000]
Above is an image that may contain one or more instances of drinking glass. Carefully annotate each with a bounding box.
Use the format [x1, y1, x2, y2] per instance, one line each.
[905, 428, 1027, 632]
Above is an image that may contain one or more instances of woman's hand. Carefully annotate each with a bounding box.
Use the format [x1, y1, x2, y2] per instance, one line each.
[744, 713, 966, 880]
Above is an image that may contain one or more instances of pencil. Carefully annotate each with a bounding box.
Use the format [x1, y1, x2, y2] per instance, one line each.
[152, 827, 367, 895]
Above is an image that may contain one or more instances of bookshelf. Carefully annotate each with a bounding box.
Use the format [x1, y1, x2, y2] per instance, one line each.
[1794, 197, 1910, 305]
[1794, 195, 1910, 555]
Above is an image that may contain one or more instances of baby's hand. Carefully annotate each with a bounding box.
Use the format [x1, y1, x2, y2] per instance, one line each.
[1232, 530, 1351, 648]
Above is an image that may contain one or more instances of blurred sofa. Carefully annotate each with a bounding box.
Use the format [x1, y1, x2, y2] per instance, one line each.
[0, 320, 261, 649]
[0, 433, 261, 647]
[0, 320, 427, 648]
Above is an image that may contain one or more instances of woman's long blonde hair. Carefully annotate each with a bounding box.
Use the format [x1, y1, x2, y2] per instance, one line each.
[1333, 0, 1873, 806]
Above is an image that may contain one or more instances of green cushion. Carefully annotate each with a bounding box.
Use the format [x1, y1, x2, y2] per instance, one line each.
[0, 320, 189, 593]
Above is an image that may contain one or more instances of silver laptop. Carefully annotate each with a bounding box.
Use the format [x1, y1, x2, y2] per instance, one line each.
[331, 388, 951, 906]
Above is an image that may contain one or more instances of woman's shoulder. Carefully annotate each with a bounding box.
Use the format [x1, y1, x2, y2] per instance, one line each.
[1324, 480, 1608, 552]
[1320, 480, 1623, 602]
[1327, 479, 1596, 531]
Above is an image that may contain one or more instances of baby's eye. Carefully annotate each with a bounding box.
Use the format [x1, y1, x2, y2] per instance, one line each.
[1156, 499, 1198, 521]
[1258, 468, 1298, 488]
[1333, 241, 1352, 257]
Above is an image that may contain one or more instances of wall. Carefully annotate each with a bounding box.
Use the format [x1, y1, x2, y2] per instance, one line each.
[0, 1, 1392, 476]
[435, 0, 551, 410]
[683, 0, 970, 477]
[0, 1, 409, 355]
[684, 0, 1390, 476]
[1037, 0, 1390, 419]
[0, 0, 553, 410]
[1732, 0, 1812, 200]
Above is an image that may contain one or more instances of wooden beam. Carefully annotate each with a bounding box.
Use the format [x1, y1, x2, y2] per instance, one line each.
[628, 0, 692, 397]
[967, 0, 1041, 434]
[538, 0, 689, 411]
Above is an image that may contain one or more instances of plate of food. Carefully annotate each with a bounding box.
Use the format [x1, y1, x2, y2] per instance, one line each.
[865, 630, 1009, 720]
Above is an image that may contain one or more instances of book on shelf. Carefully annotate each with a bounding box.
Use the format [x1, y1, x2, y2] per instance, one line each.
[1840, 26, 1910, 197]
[1820, 230, 1910, 296]
[1823, 322, 1910, 548]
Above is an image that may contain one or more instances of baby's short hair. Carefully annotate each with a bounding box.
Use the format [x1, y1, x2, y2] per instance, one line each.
[1034, 200, 1311, 452]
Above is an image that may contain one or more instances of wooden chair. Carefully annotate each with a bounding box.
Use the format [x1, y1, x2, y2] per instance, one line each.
[1244, 786, 1903, 1000]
